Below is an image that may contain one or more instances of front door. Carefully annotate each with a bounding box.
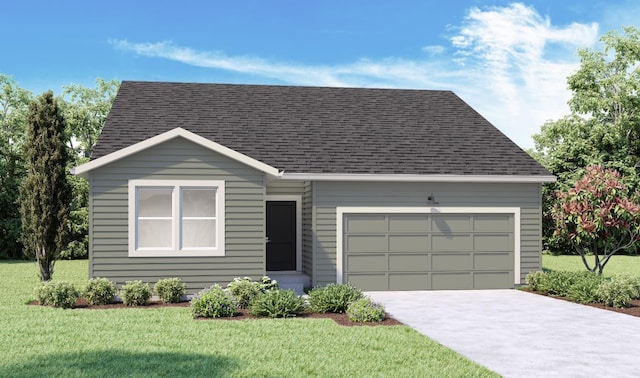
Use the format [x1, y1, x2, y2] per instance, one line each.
[266, 201, 296, 271]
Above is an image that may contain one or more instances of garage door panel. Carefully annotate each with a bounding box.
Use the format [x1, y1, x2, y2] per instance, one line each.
[389, 235, 429, 252]
[432, 272, 472, 290]
[473, 215, 513, 232]
[347, 254, 386, 272]
[390, 274, 429, 290]
[473, 272, 513, 289]
[431, 234, 472, 251]
[432, 253, 472, 271]
[474, 253, 512, 270]
[345, 215, 386, 233]
[389, 254, 429, 271]
[432, 215, 471, 233]
[389, 215, 430, 232]
[345, 235, 386, 252]
[346, 274, 388, 291]
[473, 234, 512, 251]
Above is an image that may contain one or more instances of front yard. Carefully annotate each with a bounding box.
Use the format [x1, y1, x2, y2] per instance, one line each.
[0, 260, 496, 377]
[542, 254, 640, 276]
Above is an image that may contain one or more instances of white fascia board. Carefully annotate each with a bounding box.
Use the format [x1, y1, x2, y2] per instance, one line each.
[71, 127, 281, 178]
[280, 173, 556, 183]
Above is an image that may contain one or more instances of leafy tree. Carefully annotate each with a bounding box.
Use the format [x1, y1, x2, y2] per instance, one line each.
[0, 75, 32, 258]
[59, 78, 119, 259]
[63, 78, 120, 158]
[19, 91, 72, 280]
[531, 26, 640, 253]
[552, 165, 640, 274]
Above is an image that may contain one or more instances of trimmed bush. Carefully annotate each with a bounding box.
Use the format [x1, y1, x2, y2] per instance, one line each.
[597, 275, 640, 308]
[566, 273, 604, 304]
[259, 276, 279, 291]
[191, 285, 237, 318]
[525, 271, 545, 291]
[154, 278, 187, 303]
[308, 283, 363, 313]
[347, 298, 386, 322]
[120, 280, 152, 306]
[249, 289, 305, 318]
[35, 281, 79, 309]
[226, 276, 279, 308]
[537, 271, 583, 296]
[84, 277, 117, 305]
[226, 277, 263, 308]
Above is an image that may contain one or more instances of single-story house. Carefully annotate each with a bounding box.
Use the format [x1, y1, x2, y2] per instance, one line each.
[72, 81, 555, 292]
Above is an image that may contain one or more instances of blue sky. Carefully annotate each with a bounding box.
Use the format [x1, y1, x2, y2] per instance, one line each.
[2, 1, 638, 148]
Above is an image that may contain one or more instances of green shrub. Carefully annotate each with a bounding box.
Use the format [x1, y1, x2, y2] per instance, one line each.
[525, 271, 545, 291]
[226, 276, 279, 308]
[308, 283, 363, 313]
[597, 274, 640, 308]
[84, 277, 117, 305]
[347, 298, 386, 322]
[537, 271, 583, 296]
[120, 280, 152, 306]
[226, 277, 263, 308]
[597, 275, 640, 308]
[566, 272, 604, 304]
[35, 281, 79, 308]
[154, 278, 187, 303]
[259, 276, 279, 291]
[191, 285, 237, 318]
[249, 289, 305, 318]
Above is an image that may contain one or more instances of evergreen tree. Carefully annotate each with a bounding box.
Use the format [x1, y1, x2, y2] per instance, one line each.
[19, 91, 72, 280]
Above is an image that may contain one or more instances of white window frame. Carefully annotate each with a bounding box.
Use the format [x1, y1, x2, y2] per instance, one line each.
[128, 179, 225, 257]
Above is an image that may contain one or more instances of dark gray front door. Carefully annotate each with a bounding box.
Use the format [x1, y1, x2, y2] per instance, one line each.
[266, 201, 296, 271]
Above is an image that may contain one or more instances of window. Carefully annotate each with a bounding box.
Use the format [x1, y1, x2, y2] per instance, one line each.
[128, 180, 225, 257]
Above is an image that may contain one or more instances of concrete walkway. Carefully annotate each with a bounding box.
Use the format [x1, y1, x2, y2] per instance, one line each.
[367, 290, 640, 378]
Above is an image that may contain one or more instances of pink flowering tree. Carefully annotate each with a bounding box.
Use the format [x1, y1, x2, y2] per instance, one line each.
[552, 165, 640, 275]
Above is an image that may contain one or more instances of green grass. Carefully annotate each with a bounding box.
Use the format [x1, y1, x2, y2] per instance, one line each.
[0, 260, 496, 377]
[542, 254, 640, 276]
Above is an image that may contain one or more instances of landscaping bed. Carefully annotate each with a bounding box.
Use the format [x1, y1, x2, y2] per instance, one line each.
[524, 269, 640, 317]
[29, 298, 402, 327]
[523, 289, 640, 317]
[29, 297, 403, 326]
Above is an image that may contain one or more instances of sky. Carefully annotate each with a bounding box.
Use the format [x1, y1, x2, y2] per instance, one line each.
[1, 1, 638, 149]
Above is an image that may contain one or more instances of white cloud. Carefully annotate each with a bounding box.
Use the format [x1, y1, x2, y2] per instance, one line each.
[449, 3, 599, 147]
[422, 45, 446, 55]
[110, 2, 600, 149]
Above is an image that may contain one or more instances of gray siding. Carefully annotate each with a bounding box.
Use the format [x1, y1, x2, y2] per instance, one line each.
[89, 137, 266, 292]
[266, 180, 305, 195]
[311, 181, 542, 286]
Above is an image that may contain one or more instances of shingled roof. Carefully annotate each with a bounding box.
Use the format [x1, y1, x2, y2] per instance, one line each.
[91, 81, 551, 177]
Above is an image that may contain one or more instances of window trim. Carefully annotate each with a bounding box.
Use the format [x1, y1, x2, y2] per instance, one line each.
[128, 179, 225, 257]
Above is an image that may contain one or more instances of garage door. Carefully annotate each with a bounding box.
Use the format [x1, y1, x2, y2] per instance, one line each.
[342, 213, 515, 290]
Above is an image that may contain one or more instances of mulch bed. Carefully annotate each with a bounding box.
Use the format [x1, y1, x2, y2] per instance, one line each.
[29, 298, 403, 327]
[523, 289, 640, 317]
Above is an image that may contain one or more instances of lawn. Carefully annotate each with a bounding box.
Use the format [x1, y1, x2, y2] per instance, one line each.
[542, 254, 640, 276]
[0, 260, 497, 377]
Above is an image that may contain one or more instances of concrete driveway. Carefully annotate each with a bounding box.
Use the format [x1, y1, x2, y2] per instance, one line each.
[367, 290, 640, 378]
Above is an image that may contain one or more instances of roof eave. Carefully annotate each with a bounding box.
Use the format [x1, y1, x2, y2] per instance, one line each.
[278, 173, 556, 183]
[71, 127, 281, 178]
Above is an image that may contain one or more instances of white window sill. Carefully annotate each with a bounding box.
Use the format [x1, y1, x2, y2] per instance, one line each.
[128, 249, 225, 257]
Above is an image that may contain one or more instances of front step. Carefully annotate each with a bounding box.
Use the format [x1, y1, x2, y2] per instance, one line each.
[267, 273, 310, 295]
